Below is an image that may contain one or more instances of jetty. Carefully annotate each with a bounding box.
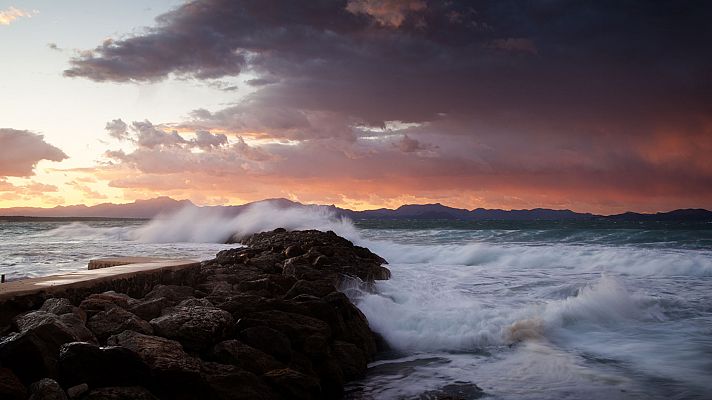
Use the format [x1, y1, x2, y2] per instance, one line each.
[0, 257, 201, 327]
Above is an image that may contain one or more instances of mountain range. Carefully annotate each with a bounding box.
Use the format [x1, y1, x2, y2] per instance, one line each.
[1, 197, 711, 221]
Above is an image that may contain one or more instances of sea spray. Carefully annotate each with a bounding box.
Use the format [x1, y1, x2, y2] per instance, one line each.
[131, 202, 360, 243]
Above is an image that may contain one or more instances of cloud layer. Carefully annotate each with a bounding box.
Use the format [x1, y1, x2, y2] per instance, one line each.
[63, 0, 712, 212]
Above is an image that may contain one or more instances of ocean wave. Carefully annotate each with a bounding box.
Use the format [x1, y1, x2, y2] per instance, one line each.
[363, 239, 712, 277]
[37, 222, 135, 241]
[507, 276, 665, 342]
[354, 273, 666, 353]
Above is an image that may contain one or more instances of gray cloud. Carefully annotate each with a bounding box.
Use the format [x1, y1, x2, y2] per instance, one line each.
[105, 118, 129, 140]
[0, 129, 67, 176]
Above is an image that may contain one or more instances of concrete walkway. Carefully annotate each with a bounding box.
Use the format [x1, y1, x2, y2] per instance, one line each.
[0, 257, 200, 301]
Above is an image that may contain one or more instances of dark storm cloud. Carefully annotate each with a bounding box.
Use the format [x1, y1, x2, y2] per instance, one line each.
[64, 0, 712, 128]
[66, 0, 712, 210]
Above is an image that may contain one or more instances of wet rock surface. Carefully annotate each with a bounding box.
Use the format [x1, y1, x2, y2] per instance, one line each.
[0, 229, 389, 399]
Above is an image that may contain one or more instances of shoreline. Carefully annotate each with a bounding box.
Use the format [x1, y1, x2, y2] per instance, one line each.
[0, 228, 390, 399]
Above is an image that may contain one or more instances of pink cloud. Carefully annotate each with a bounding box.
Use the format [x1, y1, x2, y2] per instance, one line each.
[0, 129, 67, 177]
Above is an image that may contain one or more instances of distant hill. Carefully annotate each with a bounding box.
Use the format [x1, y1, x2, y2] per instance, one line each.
[0, 197, 194, 219]
[1, 197, 710, 222]
[606, 209, 712, 222]
[339, 203, 595, 220]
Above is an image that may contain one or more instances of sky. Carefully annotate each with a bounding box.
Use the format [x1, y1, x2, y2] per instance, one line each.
[1, 0, 711, 213]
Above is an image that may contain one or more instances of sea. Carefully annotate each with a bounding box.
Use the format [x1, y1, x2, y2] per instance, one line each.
[1, 203, 711, 400]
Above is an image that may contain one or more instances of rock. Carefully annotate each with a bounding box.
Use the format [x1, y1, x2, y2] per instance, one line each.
[87, 307, 153, 343]
[201, 362, 274, 400]
[210, 340, 284, 375]
[312, 255, 330, 267]
[241, 310, 332, 352]
[128, 297, 170, 321]
[214, 294, 273, 319]
[0, 332, 58, 384]
[237, 326, 292, 362]
[58, 342, 149, 388]
[79, 292, 134, 318]
[144, 285, 196, 304]
[66, 383, 88, 399]
[215, 248, 252, 264]
[242, 230, 388, 280]
[150, 306, 233, 351]
[312, 358, 344, 398]
[0, 367, 27, 400]
[282, 261, 339, 285]
[284, 245, 304, 258]
[28, 378, 67, 400]
[301, 334, 331, 362]
[14, 310, 64, 332]
[323, 291, 377, 357]
[0, 314, 79, 384]
[82, 386, 158, 400]
[14, 311, 96, 345]
[176, 297, 213, 307]
[57, 314, 97, 344]
[236, 277, 288, 297]
[263, 368, 320, 400]
[284, 280, 335, 299]
[332, 341, 367, 380]
[371, 266, 392, 280]
[40, 298, 76, 317]
[106, 331, 202, 388]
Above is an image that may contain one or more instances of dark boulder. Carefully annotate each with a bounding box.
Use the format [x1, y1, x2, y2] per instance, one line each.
[332, 341, 368, 380]
[214, 294, 273, 319]
[128, 297, 170, 321]
[0, 313, 80, 383]
[241, 310, 332, 352]
[58, 341, 149, 388]
[78, 292, 134, 318]
[40, 298, 82, 320]
[201, 362, 275, 400]
[0, 367, 27, 400]
[176, 297, 213, 307]
[284, 245, 305, 258]
[0, 332, 60, 384]
[263, 368, 320, 400]
[87, 308, 152, 343]
[28, 378, 67, 400]
[283, 279, 335, 299]
[210, 339, 284, 375]
[66, 383, 88, 398]
[144, 285, 196, 304]
[106, 331, 202, 390]
[82, 386, 158, 400]
[150, 306, 233, 351]
[237, 326, 292, 362]
[323, 292, 377, 357]
[57, 314, 97, 344]
[14, 311, 96, 345]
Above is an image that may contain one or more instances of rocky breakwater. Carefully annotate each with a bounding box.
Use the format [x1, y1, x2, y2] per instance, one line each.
[0, 229, 390, 400]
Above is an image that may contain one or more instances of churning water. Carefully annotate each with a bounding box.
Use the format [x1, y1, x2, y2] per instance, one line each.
[1, 204, 711, 399]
